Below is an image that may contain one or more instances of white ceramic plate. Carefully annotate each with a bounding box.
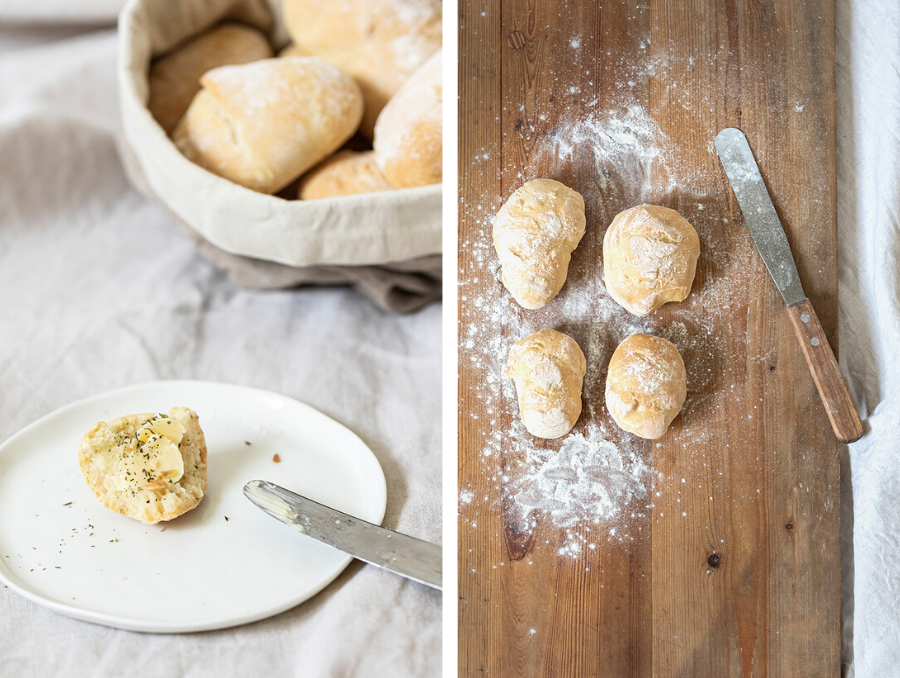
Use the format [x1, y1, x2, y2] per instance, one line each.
[0, 381, 387, 633]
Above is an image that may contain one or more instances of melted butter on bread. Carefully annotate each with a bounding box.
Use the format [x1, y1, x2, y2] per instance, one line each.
[136, 416, 185, 446]
[117, 416, 187, 490]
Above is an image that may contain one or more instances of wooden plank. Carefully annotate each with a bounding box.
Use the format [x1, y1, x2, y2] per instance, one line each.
[458, 0, 840, 676]
[458, 0, 504, 674]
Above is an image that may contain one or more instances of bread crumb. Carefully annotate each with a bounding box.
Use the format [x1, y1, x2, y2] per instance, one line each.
[272, 454, 281, 463]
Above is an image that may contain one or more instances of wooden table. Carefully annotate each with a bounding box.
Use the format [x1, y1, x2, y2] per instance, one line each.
[458, 1, 841, 675]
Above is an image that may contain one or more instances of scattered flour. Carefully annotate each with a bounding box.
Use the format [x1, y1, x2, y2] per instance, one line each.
[460, 101, 734, 558]
[506, 422, 650, 530]
[545, 104, 676, 200]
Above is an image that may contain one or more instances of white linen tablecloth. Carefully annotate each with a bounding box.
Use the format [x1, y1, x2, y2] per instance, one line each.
[837, 2, 900, 676]
[0, 20, 441, 678]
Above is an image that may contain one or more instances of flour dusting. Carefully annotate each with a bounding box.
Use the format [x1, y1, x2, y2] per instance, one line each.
[507, 422, 650, 529]
[547, 105, 675, 199]
[459, 94, 735, 557]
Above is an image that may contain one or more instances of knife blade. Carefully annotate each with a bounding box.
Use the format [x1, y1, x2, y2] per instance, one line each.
[715, 127, 806, 306]
[243, 480, 442, 590]
[715, 127, 864, 443]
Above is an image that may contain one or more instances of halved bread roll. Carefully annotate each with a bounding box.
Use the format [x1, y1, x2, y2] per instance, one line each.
[78, 407, 208, 525]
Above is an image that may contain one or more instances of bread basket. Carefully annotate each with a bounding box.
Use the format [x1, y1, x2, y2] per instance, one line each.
[117, 0, 442, 312]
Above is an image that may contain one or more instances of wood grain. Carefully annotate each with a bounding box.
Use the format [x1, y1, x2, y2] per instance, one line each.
[787, 299, 864, 443]
[458, 0, 842, 676]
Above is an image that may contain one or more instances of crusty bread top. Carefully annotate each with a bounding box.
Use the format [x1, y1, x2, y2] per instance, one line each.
[503, 329, 586, 439]
[603, 204, 700, 316]
[299, 150, 394, 200]
[148, 22, 273, 135]
[172, 57, 364, 194]
[373, 50, 442, 189]
[283, 0, 441, 138]
[492, 178, 586, 309]
[78, 407, 208, 525]
[605, 334, 686, 440]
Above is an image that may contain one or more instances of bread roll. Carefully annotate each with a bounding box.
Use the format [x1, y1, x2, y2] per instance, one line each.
[605, 334, 686, 439]
[504, 329, 587, 439]
[148, 23, 273, 135]
[373, 50, 442, 189]
[282, 0, 441, 138]
[603, 204, 700, 316]
[299, 150, 393, 200]
[173, 57, 364, 194]
[278, 43, 305, 58]
[492, 179, 586, 309]
[78, 408, 208, 525]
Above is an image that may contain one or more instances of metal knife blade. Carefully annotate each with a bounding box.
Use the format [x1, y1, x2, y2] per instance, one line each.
[243, 480, 442, 590]
[714, 127, 806, 306]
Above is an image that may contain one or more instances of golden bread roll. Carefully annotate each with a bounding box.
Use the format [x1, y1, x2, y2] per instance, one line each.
[603, 204, 700, 316]
[173, 57, 364, 194]
[299, 150, 393, 200]
[282, 0, 441, 138]
[503, 329, 587, 439]
[148, 22, 273, 135]
[492, 178, 586, 309]
[373, 50, 442, 189]
[278, 43, 306, 58]
[605, 333, 686, 439]
[78, 408, 208, 525]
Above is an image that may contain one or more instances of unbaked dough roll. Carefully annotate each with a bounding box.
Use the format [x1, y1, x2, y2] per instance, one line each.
[504, 329, 587, 439]
[605, 333, 686, 440]
[492, 179, 586, 309]
[173, 57, 364, 194]
[148, 23, 273, 135]
[373, 50, 442, 189]
[603, 204, 700, 316]
[282, 0, 441, 138]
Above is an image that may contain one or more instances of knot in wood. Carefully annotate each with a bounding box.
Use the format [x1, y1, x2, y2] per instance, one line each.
[507, 30, 526, 50]
[707, 553, 721, 569]
[785, 522, 793, 530]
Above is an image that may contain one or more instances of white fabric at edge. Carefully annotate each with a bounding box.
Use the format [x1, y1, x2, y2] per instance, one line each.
[838, 2, 900, 676]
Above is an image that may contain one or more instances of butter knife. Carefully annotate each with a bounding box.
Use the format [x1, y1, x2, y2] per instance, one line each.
[715, 127, 864, 443]
[243, 480, 442, 590]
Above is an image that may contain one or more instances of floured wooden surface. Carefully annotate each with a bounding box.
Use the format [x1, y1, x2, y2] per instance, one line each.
[458, 0, 840, 675]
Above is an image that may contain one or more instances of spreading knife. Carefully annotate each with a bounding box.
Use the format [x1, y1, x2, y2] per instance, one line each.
[243, 480, 442, 590]
[715, 127, 864, 443]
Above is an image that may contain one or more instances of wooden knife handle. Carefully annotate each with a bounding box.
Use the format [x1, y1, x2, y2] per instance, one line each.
[786, 298, 864, 443]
